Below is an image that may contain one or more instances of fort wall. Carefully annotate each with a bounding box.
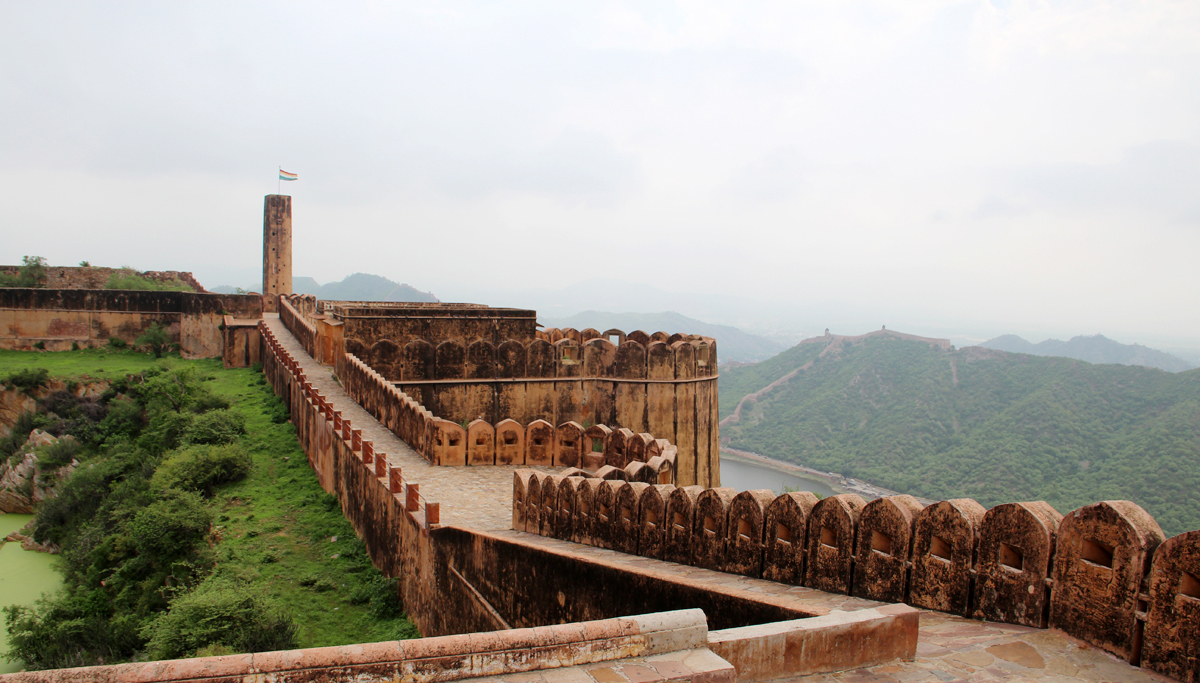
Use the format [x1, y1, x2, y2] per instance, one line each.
[0, 288, 261, 358]
[281, 294, 721, 487]
[255, 322, 920, 681]
[513, 470, 1200, 682]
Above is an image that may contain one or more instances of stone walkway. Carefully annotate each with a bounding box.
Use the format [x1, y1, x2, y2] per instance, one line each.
[264, 314, 563, 531]
[264, 315, 1167, 683]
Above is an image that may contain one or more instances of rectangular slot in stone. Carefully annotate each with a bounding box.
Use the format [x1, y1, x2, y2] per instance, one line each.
[704, 516, 718, 537]
[673, 512, 687, 532]
[738, 518, 753, 543]
[645, 509, 659, 529]
[1000, 543, 1024, 572]
[871, 531, 893, 556]
[775, 522, 793, 545]
[621, 505, 633, 523]
[1081, 538, 1114, 569]
[930, 535, 952, 562]
[592, 440, 604, 452]
[599, 504, 611, 523]
[476, 434, 488, 445]
[504, 432, 518, 445]
[1181, 571, 1200, 600]
[820, 526, 837, 548]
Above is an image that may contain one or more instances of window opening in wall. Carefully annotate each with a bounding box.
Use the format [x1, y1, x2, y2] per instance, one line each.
[999, 543, 1024, 571]
[737, 518, 753, 543]
[1081, 538, 1115, 569]
[562, 439, 576, 449]
[645, 509, 659, 529]
[533, 437, 545, 446]
[621, 506, 633, 523]
[673, 512, 688, 532]
[608, 335, 621, 345]
[599, 504, 611, 523]
[697, 344, 710, 366]
[503, 431, 518, 445]
[1181, 571, 1200, 600]
[871, 531, 893, 556]
[514, 493, 523, 506]
[562, 346, 580, 364]
[704, 516, 718, 537]
[591, 439, 605, 452]
[930, 536, 952, 562]
[775, 523, 793, 546]
[561, 499, 571, 513]
[820, 526, 837, 548]
[448, 434, 461, 447]
[476, 434, 489, 445]
[579, 498, 590, 516]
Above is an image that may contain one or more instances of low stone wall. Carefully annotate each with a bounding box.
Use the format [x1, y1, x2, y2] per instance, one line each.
[515, 471, 1200, 682]
[0, 288, 261, 358]
[338, 351, 679, 482]
[0, 610, 725, 683]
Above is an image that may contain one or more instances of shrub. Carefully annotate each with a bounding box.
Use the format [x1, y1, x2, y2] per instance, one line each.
[185, 409, 246, 445]
[0, 255, 48, 288]
[190, 393, 231, 413]
[137, 411, 193, 455]
[1, 411, 52, 461]
[36, 436, 81, 471]
[5, 367, 49, 396]
[108, 337, 127, 349]
[135, 323, 172, 359]
[105, 269, 193, 292]
[128, 490, 212, 563]
[151, 444, 252, 497]
[141, 580, 297, 660]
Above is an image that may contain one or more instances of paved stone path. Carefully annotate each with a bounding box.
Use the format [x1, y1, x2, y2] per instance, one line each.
[265, 315, 1166, 683]
[264, 315, 563, 531]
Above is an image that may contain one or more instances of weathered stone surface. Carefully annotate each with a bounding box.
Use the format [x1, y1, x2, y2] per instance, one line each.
[805, 494, 866, 595]
[692, 487, 737, 571]
[763, 492, 819, 585]
[723, 489, 776, 578]
[637, 484, 676, 561]
[615, 482, 649, 555]
[1142, 530, 1200, 682]
[1049, 500, 1164, 662]
[0, 430, 77, 514]
[664, 486, 705, 566]
[909, 498, 986, 616]
[852, 495, 926, 603]
[972, 501, 1062, 627]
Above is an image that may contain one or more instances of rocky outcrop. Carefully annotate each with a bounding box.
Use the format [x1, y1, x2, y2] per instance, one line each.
[0, 429, 78, 513]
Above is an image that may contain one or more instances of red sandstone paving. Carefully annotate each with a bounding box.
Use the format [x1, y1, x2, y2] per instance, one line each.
[267, 315, 1167, 683]
[264, 315, 564, 531]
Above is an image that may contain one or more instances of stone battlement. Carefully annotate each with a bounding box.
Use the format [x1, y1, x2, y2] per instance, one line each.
[514, 470, 1200, 681]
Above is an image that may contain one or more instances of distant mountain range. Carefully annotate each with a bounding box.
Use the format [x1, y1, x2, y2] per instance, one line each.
[540, 311, 785, 363]
[978, 334, 1194, 372]
[211, 273, 438, 303]
[719, 331, 1200, 536]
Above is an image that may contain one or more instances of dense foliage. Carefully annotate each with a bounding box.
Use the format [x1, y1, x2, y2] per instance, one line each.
[0, 256, 48, 288]
[104, 269, 194, 292]
[719, 337, 1200, 536]
[1, 351, 418, 670]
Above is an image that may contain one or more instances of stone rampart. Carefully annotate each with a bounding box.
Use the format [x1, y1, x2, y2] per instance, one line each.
[0, 288, 261, 357]
[257, 322, 920, 680]
[514, 471, 1200, 681]
[336, 350, 681, 483]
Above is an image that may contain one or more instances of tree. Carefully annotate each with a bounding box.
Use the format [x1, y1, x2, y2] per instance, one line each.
[136, 323, 172, 358]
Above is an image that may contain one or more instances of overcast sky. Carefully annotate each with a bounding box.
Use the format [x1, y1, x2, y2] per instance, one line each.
[2, 2, 1197, 346]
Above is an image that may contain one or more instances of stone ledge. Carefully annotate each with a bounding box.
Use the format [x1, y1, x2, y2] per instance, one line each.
[707, 604, 920, 681]
[0, 611, 710, 683]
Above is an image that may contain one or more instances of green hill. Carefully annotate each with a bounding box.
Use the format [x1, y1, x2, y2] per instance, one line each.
[719, 333, 1200, 536]
[979, 333, 1194, 372]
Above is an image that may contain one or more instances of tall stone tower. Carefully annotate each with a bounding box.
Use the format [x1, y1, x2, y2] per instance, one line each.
[262, 194, 292, 313]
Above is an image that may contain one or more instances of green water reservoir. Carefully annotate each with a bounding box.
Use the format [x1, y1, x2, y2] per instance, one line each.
[0, 514, 62, 674]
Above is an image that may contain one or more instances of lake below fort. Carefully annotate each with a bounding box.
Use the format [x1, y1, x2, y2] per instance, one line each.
[718, 453, 838, 498]
[0, 513, 62, 674]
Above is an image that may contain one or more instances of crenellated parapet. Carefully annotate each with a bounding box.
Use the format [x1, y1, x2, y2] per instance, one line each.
[513, 470, 1200, 682]
[282, 294, 721, 486]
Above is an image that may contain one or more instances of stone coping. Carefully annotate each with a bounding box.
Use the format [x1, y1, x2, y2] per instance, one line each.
[0, 611, 708, 683]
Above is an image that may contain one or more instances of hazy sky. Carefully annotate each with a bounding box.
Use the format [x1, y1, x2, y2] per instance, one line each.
[2, 2, 1197, 345]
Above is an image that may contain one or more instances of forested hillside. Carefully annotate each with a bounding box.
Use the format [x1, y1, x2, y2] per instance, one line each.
[719, 335, 1200, 536]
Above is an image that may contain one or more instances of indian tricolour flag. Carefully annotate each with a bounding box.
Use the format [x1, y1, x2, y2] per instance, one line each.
[279, 169, 298, 181]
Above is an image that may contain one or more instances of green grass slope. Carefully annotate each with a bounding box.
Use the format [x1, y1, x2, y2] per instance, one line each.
[719, 336, 1200, 536]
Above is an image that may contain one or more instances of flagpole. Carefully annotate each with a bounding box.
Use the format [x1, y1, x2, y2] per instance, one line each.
[278, 166, 281, 195]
